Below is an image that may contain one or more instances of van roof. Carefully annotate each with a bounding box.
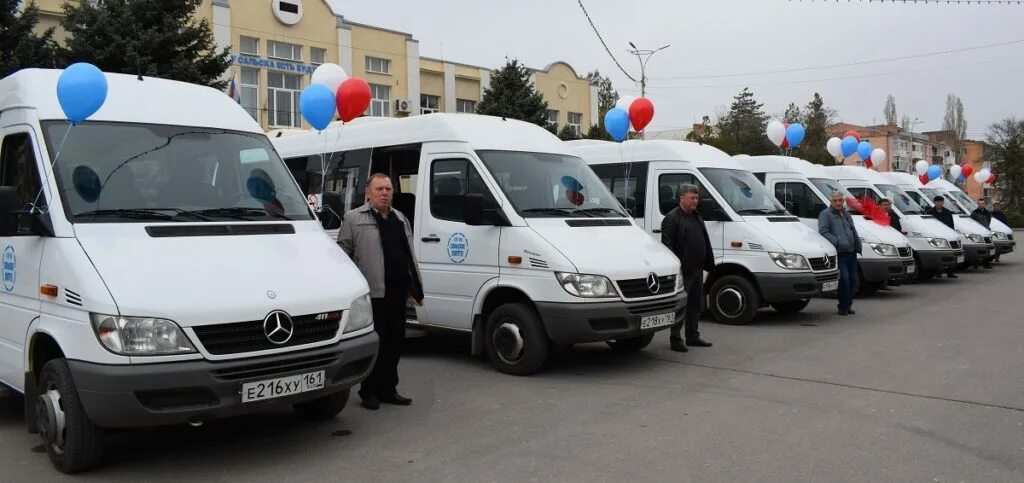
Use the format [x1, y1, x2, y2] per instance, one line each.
[569, 139, 738, 169]
[822, 165, 876, 183]
[733, 155, 830, 176]
[882, 171, 923, 187]
[0, 68, 262, 133]
[272, 113, 572, 157]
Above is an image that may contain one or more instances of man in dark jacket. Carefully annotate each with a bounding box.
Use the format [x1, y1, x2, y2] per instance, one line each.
[992, 202, 1010, 226]
[881, 198, 902, 234]
[819, 192, 862, 316]
[661, 183, 715, 352]
[925, 196, 958, 279]
[971, 198, 992, 229]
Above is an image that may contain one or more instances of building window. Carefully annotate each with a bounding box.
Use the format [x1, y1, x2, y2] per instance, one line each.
[546, 110, 558, 130]
[239, 36, 259, 55]
[420, 94, 440, 114]
[240, 68, 260, 122]
[365, 56, 391, 75]
[268, 72, 302, 127]
[368, 84, 391, 117]
[567, 112, 582, 136]
[310, 47, 326, 65]
[456, 99, 476, 113]
[267, 40, 302, 61]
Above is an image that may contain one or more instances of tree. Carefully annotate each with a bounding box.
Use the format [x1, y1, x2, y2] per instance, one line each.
[716, 88, 774, 155]
[60, 0, 231, 89]
[801, 93, 839, 165]
[782, 103, 801, 124]
[884, 95, 897, 125]
[985, 118, 1024, 212]
[477, 58, 549, 127]
[1, 0, 58, 78]
[557, 124, 581, 141]
[943, 94, 967, 159]
[585, 123, 612, 141]
[901, 114, 912, 131]
[585, 70, 618, 119]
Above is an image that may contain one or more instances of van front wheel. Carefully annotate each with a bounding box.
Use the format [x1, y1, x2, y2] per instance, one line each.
[36, 359, 104, 474]
[709, 275, 760, 325]
[485, 303, 549, 376]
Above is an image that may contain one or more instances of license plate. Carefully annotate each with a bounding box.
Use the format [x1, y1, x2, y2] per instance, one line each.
[906, 264, 916, 274]
[822, 280, 839, 292]
[957, 255, 965, 264]
[989, 248, 996, 255]
[640, 312, 675, 330]
[242, 371, 325, 403]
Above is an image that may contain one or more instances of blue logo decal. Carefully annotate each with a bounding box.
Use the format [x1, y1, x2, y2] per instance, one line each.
[3, 246, 15, 292]
[447, 233, 468, 264]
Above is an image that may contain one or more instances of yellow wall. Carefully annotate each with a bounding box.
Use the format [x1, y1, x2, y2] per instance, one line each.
[534, 62, 592, 130]
[455, 77, 480, 102]
[349, 24, 409, 105]
[421, 72, 444, 98]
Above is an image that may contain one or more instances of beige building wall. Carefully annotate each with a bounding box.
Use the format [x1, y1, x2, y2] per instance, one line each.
[347, 23, 411, 115]
[533, 62, 593, 134]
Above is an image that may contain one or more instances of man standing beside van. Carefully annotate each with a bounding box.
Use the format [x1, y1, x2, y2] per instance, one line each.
[925, 196, 959, 278]
[880, 199, 902, 234]
[661, 184, 715, 352]
[338, 173, 424, 410]
[819, 192, 861, 316]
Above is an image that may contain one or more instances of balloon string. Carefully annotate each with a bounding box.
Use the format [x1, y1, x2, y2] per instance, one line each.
[32, 122, 73, 214]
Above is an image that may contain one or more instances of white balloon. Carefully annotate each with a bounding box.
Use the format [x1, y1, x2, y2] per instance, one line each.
[311, 63, 348, 93]
[975, 171, 988, 183]
[980, 168, 991, 176]
[949, 165, 962, 179]
[615, 95, 637, 112]
[870, 148, 886, 164]
[826, 137, 843, 157]
[766, 120, 786, 147]
[915, 160, 929, 176]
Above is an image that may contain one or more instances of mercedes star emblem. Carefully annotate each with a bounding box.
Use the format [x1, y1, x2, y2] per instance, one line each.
[646, 273, 661, 294]
[263, 311, 294, 345]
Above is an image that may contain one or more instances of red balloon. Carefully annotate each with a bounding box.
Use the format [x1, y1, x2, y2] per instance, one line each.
[988, 173, 997, 184]
[961, 164, 974, 178]
[865, 159, 874, 169]
[843, 130, 860, 142]
[336, 78, 371, 122]
[628, 97, 654, 132]
[919, 174, 929, 185]
[565, 189, 584, 206]
[781, 123, 790, 148]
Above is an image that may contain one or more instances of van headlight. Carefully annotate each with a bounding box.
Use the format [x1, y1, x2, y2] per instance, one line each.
[869, 243, 898, 257]
[993, 232, 1007, 240]
[90, 314, 196, 355]
[555, 272, 618, 298]
[343, 294, 374, 334]
[676, 271, 685, 291]
[927, 237, 950, 248]
[768, 252, 810, 270]
[966, 233, 985, 244]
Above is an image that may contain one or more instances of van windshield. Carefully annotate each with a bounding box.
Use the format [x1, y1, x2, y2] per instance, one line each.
[950, 189, 979, 211]
[698, 168, 787, 216]
[920, 187, 964, 214]
[808, 178, 862, 214]
[874, 184, 924, 214]
[42, 121, 312, 223]
[477, 150, 626, 218]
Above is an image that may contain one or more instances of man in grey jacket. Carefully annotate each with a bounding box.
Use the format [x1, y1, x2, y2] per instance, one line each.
[338, 173, 424, 410]
[819, 191, 862, 316]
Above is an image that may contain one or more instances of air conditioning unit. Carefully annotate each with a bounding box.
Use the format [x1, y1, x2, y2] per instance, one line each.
[395, 99, 411, 113]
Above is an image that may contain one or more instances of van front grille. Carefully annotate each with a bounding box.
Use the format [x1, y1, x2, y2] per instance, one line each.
[616, 275, 675, 298]
[897, 247, 911, 258]
[950, 241, 962, 249]
[808, 255, 836, 271]
[193, 312, 342, 355]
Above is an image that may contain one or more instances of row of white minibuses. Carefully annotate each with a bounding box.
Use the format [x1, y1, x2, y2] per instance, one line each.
[0, 69, 1013, 473]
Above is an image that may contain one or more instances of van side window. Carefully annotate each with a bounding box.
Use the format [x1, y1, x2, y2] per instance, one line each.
[774, 182, 825, 219]
[430, 159, 491, 223]
[590, 162, 647, 217]
[848, 187, 882, 204]
[657, 173, 722, 219]
[0, 133, 46, 234]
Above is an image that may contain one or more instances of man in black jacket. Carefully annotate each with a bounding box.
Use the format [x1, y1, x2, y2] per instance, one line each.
[925, 196, 958, 279]
[661, 183, 715, 352]
[992, 202, 1010, 226]
[881, 198, 902, 234]
[971, 198, 992, 229]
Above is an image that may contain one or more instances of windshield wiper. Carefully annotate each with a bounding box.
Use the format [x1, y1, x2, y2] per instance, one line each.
[75, 209, 174, 221]
[521, 208, 580, 217]
[573, 207, 627, 218]
[736, 208, 773, 215]
[193, 207, 293, 221]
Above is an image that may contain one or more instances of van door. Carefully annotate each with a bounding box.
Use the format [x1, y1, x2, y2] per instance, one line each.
[0, 128, 48, 388]
[773, 180, 826, 230]
[415, 152, 501, 330]
[648, 170, 726, 263]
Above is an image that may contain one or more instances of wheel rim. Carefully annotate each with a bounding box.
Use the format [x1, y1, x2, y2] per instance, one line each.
[716, 287, 744, 318]
[493, 320, 525, 365]
[36, 387, 66, 455]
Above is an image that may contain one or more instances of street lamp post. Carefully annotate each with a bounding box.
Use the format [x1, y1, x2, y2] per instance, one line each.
[906, 118, 922, 174]
[627, 42, 669, 140]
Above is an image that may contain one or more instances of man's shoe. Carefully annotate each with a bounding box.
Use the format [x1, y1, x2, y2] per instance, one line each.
[838, 309, 849, 316]
[847, 309, 856, 315]
[380, 393, 413, 406]
[687, 338, 713, 348]
[984, 265, 994, 269]
[949, 273, 959, 278]
[361, 396, 380, 410]
[670, 338, 688, 352]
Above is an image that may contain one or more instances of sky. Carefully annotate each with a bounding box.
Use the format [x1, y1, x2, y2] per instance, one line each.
[328, 0, 1024, 140]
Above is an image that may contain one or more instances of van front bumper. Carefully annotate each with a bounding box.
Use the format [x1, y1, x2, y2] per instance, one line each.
[754, 269, 839, 303]
[537, 291, 687, 344]
[963, 243, 996, 265]
[859, 258, 904, 284]
[67, 332, 379, 429]
[996, 239, 1015, 254]
[916, 248, 959, 272]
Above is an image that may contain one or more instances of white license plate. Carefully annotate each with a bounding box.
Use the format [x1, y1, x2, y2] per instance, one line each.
[640, 312, 675, 330]
[822, 280, 839, 292]
[906, 264, 916, 274]
[957, 255, 965, 264]
[242, 370, 325, 403]
[989, 248, 996, 255]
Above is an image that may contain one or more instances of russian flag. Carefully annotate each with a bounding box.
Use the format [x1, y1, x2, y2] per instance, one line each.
[226, 71, 241, 103]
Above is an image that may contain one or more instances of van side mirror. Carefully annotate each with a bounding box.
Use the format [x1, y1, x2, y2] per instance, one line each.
[0, 187, 18, 236]
[464, 193, 507, 226]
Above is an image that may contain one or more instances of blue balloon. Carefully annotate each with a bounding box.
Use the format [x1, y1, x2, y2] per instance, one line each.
[299, 84, 336, 131]
[857, 141, 873, 162]
[840, 136, 858, 157]
[927, 164, 942, 181]
[57, 63, 108, 124]
[560, 176, 583, 192]
[785, 123, 805, 148]
[604, 108, 630, 142]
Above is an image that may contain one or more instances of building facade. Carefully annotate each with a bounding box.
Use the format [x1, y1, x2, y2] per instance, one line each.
[827, 122, 958, 173]
[33, 0, 597, 133]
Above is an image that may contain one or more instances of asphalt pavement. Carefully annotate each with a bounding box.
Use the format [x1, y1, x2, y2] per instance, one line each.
[2, 258, 1023, 482]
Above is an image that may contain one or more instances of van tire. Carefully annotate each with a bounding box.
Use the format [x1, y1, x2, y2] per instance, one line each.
[709, 275, 760, 325]
[770, 299, 810, 314]
[36, 359, 104, 474]
[858, 280, 883, 295]
[293, 388, 349, 421]
[606, 333, 655, 352]
[484, 303, 549, 376]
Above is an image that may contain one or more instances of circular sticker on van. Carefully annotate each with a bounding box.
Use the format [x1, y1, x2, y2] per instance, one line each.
[447, 233, 468, 264]
[3, 246, 15, 292]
